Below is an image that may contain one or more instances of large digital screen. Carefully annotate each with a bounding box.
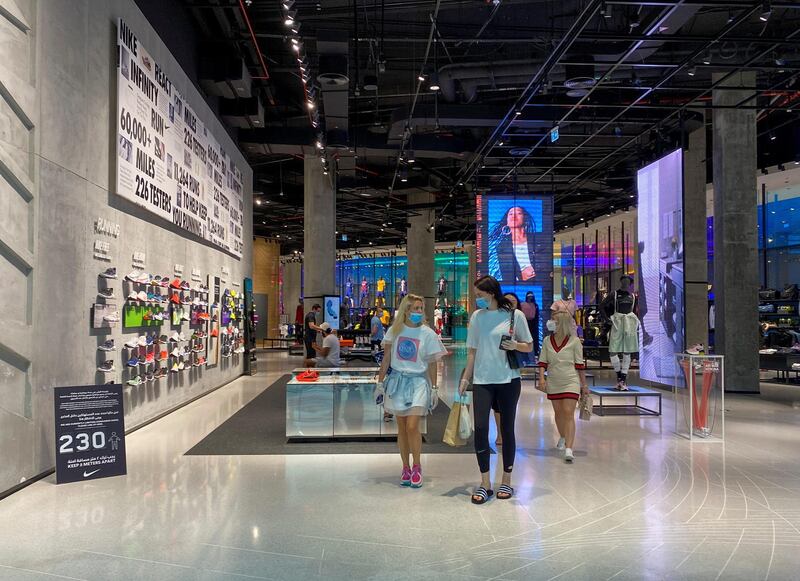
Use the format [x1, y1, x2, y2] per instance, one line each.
[116, 19, 244, 258]
[476, 193, 554, 350]
[637, 149, 684, 384]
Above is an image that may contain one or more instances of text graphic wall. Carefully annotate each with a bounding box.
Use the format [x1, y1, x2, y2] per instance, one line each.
[116, 19, 244, 258]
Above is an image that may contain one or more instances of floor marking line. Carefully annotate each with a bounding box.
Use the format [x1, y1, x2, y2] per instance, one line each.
[201, 543, 317, 560]
[765, 520, 776, 581]
[716, 528, 746, 580]
[0, 565, 88, 581]
[296, 534, 424, 550]
[77, 550, 194, 570]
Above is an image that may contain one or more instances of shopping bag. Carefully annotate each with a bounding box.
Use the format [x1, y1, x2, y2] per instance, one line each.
[578, 393, 593, 421]
[443, 401, 466, 447]
[457, 396, 473, 440]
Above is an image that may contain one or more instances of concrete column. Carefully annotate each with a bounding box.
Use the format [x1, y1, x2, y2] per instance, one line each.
[712, 72, 759, 392]
[406, 191, 436, 321]
[303, 155, 336, 320]
[253, 238, 281, 338]
[282, 260, 303, 320]
[683, 120, 709, 349]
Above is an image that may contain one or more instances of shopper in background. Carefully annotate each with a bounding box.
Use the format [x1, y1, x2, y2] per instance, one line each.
[551, 287, 578, 335]
[304, 323, 341, 368]
[376, 294, 446, 488]
[304, 303, 323, 359]
[537, 311, 588, 463]
[370, 308, 385, 350]
[520, 291, 540, 360]
[460, 276, 533, 504]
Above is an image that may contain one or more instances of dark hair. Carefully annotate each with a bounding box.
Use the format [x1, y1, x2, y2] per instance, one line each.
[489, 206, 537, 243]
[474, 276, 514, 311]
[504, 291, 521, 310]
[312, 303, 321, 310]
[620, 275, 633, 283]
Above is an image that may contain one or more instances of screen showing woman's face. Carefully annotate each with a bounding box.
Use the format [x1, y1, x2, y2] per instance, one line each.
[507, 207, 525, 229]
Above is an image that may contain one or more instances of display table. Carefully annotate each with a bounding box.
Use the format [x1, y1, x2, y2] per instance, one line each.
[759, 352, 800, 382]
[285, 376, 426, 439]
[291, 367, 378, 376]
[590, 386, 662, 416]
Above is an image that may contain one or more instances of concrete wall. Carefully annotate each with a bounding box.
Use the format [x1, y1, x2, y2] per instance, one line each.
[0, 0, 253, 494]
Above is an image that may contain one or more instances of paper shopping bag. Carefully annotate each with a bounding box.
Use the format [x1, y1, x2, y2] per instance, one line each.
[443, 401, 466, 447]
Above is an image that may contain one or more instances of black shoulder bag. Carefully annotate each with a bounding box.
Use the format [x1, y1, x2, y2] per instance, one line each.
[502, 310, 521, 370]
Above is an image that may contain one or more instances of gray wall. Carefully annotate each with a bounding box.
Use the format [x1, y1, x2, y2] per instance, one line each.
[0, 0, 253, 494]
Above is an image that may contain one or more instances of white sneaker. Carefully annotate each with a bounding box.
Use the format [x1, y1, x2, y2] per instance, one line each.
[565, 448, 574, 463]
[103, 312, 120, 323]
[687, 344, 705, 355]
[556, 437, 566, 451]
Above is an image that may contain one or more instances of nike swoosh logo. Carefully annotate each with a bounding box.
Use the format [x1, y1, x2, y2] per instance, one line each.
[83, 469, 101, 478]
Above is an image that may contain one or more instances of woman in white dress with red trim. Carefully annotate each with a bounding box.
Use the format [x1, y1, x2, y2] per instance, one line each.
[537, 311, 588, 463]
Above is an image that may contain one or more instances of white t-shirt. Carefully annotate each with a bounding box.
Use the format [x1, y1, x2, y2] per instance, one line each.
[514, 242, 532, 271]
[319, 334, 341, 366]
[467, 308, 533, 385]
[383, 324, 447, 374]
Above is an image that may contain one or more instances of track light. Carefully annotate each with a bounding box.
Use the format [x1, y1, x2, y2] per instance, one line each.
[600, 1, 611, 18]
[701, 52, 711, 66]
[284, 11, 296, 26]
[688, 66, 696, 77]
[417, 73, 426, 82]
[428, 72, 440, 92]
[769, 132, 776, 141]
[307, 101, 315, 110]
[760, 1, 771, 22]
[406, 150, 415, 163]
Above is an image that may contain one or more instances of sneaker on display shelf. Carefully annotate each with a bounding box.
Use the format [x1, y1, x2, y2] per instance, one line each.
[103, 312, 120, 323]
[145, 353, 155, 364]
[137, 291, 149, 302]
[124, 270, 143, 282]
[170, 348, 182, 358]
[170, 293, 182, 305]
[197, 356, 206, 366]
[143, 311, 153, 322]
[98, 288, 115, 298]
[180, 281, 191, 291]
[170, 279, 182, 290]
[98, 340, 115, 352]
[170, 363, 180, 373]
[99, 268, 117, 279]
[169, 332, 181, 342]
[124, 338, 139, 349]
[235, 346, 245, 354]
[210, 328, 219, 338]
[137, 336, 148, 347]
[178, 361, 186, 371]
[145, 372, 155, 382]
[145, 334, 154, 346]
[686, 344, 705, 355]
[159, 277, 170, 287]
[97, 361, 115, 373]
[127, 291, 139, 301]
[181, 311, 190, 322]
[127, 376, 143, 386]
[160, 350, 168, 360]
[157, 367, 168, 378]
[126, 357, 139, 367]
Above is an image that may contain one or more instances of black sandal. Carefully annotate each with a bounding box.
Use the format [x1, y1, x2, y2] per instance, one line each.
[471, 486, 494, 505]
[497, 484, 514, 500]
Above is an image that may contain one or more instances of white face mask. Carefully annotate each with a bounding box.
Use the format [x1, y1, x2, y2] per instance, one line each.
[546, 320, 557, 332]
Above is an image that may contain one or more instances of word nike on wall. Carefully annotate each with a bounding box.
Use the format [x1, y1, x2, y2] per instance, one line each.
[116, 19, 244, 258]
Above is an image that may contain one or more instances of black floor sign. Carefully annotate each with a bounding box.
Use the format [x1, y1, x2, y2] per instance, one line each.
[54, 384, 127, 484]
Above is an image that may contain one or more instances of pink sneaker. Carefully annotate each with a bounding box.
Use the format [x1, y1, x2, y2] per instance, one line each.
[410, 464, 423, 488]
[400, 466, 412, 487]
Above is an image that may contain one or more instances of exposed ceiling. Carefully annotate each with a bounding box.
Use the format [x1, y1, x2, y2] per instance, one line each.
[183, 0, 800, 253]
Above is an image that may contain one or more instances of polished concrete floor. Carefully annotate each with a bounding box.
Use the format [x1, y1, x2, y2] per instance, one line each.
[1, 350, 800, 580]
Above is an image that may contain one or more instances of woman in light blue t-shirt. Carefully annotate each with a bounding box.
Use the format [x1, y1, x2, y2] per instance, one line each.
[460, 276, 533, 504]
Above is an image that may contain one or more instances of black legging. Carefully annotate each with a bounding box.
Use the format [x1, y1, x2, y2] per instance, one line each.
[473, 378, 521, 474]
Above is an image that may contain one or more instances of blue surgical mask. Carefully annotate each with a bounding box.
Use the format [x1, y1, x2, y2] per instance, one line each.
[476, 297, 490, 309]
[409, 312, 424, 324]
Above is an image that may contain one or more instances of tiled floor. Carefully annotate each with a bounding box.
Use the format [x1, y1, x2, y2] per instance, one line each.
[1, 349, 800, 580]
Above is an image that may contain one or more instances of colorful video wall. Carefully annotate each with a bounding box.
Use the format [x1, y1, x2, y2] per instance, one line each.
[476, 193, 554, 349]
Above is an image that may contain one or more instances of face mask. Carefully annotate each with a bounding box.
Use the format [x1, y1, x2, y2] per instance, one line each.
[526, 296, 534, 303]
[546, 320, 557, 332]
[409, 312, 424, 324]
[476, 297, 490, 309]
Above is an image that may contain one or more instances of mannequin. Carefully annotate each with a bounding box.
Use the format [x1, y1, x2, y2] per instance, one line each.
[376, 276, 386, 307]
[345, 277, 353, 298]
[398, 277, 407, 301]
[436, 275, 448, 307]
[360, 277, 369, 307]
[601, 274, 640, 390]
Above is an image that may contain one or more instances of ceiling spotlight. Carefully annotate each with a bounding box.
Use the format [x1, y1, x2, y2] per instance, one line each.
[291, 37, 299, 45]
[292, 43, 301, 53]
[316, 140, 323, 149]
[307, 101, 315, 110]
[400, 168, 408, 183]
[613, 124, 623, 137]
[760, 1, 771, 22]
[687, 66, 696, 77]
[255, 199, 262, 205]
[406, 150, 416, 163]
[702, 52, 711, 66]
[770, 132, 776, 141]
[428, 72, 440, 92]
[284, 11, 296, 26]
[514, 109, 522, 117]
[282, 0, 295, 10]
[417, 73, 426, 82]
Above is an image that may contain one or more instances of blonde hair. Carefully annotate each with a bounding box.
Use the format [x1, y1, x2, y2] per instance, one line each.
[553, 311, 575, 338]
[389, 293, 426, 337]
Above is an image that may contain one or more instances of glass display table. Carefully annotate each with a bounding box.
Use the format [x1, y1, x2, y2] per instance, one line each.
[286, 376, 426, 439]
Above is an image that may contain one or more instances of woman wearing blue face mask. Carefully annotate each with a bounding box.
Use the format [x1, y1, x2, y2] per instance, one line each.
[460, 276, 534, 504]
[376, 293, 447, 488]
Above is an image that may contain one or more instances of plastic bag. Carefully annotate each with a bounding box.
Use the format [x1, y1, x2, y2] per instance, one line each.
[579, 393, 593, 421]
[458, 401, 473, 439]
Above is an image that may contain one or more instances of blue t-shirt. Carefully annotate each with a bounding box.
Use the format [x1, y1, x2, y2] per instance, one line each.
[370, 316, 385, 342]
